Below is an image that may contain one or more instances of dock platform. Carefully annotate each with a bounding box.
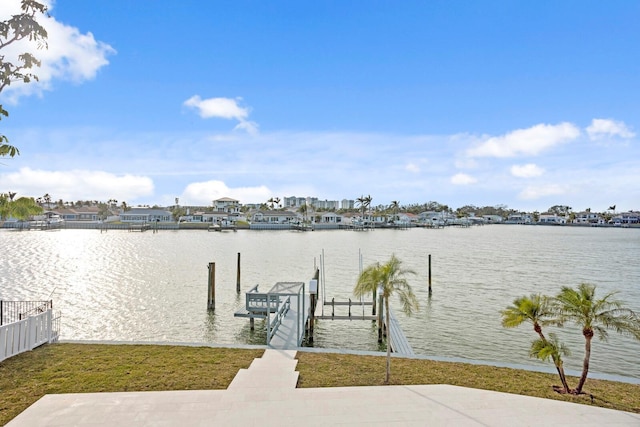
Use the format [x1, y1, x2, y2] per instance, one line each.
[386, 309, 415, 356]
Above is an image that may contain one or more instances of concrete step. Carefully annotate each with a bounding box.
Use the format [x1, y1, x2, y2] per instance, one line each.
[228, 369, 299, 390]
[227, 350, 300, 391]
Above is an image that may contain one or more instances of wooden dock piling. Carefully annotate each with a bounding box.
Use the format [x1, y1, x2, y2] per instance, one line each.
[377, 293, 384, 342]
[236, 252, 241, 293]
[372, 289, 376, 316]
[308, 269, 320, 343]
[428, 254, 432, 295]
[207, 262, 215, 310]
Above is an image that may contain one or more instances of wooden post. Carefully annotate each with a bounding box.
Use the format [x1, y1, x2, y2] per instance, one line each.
[236, 252, 241, 293]
[377, 293, 384, 342]
[309, 270, 319, 343]
[207, 262, 215, 310]
[428, 254, 432, 296]
[308, 292, 315, 343]
[250, 317, 254, 330]
[372, 289, 376, 316]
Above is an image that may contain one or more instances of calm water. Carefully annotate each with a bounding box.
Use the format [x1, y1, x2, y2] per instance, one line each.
[2, 225, 639, 381]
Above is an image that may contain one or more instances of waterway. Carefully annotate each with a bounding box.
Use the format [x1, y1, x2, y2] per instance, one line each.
[1, 225, 639, 381]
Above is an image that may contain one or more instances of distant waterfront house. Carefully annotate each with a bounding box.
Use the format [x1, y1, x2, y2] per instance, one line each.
[612, 211, 640, 225]
[320, 212, 343, 224]
[418, 210, 455, 226]
[506, 213, 532, 224]
[538, 214, 566, 224]
[203, 212, 237, 224]
[56, 206, 102, 222]
[482, 215, 504, 223]
[213, 197, 240, 214]
[179, 212, 205, 222]
[389, 212, 416, 225]
[120, 208, 173, 223]
[251, 210, 301, 224]
[574, 211, 601, 224]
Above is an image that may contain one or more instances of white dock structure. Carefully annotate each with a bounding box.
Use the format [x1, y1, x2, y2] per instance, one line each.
[234, 281, 309, 349]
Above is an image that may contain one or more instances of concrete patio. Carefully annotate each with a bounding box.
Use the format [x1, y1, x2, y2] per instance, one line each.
[7, 349, 640, 426]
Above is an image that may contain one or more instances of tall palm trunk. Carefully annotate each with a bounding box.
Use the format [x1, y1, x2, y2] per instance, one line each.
[385, 296, 391, 384]
[575, 330, 593, 394]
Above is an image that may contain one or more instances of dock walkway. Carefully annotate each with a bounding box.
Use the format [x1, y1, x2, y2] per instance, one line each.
[386, 309, 415, 356]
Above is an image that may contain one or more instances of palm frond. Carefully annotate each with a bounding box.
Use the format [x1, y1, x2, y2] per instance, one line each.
[529, 333, 570, 362]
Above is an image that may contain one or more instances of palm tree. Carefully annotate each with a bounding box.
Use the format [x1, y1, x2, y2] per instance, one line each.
[529, 333, 571, 393]
[353, 254, 418, 384]
[364, 194, 372, 214]
[501, 294, 571, 393]
[11, 197, 43, 221]
[389, 200, 399, 222]
[299, 204, 308, 223]
[502, 294, 554, 337]
[0, 193, 11, 219]
[554, 283, 640, 394]
[356, 195, 367, 219]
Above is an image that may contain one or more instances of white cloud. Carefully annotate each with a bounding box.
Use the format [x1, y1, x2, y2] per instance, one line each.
[0, 0, 115, 102]
[586, 118, 635, 140]
[181, 180, 271, 205]
[234, 120, 260, 136]
[1, 168, 153, 202]
[510, 163, 544, 178]
[466, 122, 580, 158]
[184, 95, 258, 135]
[518, 184, 566, 200]
[451, 173, 477, 185]
[184, 96, 249, 120]
[405, 162, 420, 173]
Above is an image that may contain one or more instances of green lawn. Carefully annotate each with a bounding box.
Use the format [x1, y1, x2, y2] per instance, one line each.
[1, 343, 639, 426]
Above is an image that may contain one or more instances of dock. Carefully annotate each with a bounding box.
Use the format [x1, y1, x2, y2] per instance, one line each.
[128, 223, 151, 232]
[234, 282, 309, 349]
[207, 224, 237, 232]
[315, 296, 414, 356]
[316, 299, 376, 320]
[386, 308, 415, 356]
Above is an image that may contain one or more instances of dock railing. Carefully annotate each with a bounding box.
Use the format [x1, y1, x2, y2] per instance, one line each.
[245, 285, 281, 314]
[266, 295, 291, 344]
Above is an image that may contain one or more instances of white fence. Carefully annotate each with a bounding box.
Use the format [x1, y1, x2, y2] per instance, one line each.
[0, 309, 57, 363]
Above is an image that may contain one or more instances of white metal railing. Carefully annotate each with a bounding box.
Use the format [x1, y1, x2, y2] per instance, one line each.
[0, 309, 56, 362]
[266, 295, 290, 344]
[246, 285, 281, 314]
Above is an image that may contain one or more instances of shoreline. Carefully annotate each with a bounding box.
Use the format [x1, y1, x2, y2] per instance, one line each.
[2, 221, 640, 231]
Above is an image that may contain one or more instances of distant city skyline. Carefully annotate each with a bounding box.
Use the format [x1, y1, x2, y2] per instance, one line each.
[1, 1, 638, 212]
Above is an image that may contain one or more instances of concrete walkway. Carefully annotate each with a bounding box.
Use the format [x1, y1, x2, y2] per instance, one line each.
[7, 349, 640, 426]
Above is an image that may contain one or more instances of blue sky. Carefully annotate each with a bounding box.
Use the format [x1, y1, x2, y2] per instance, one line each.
[1, 0, 638, 212]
